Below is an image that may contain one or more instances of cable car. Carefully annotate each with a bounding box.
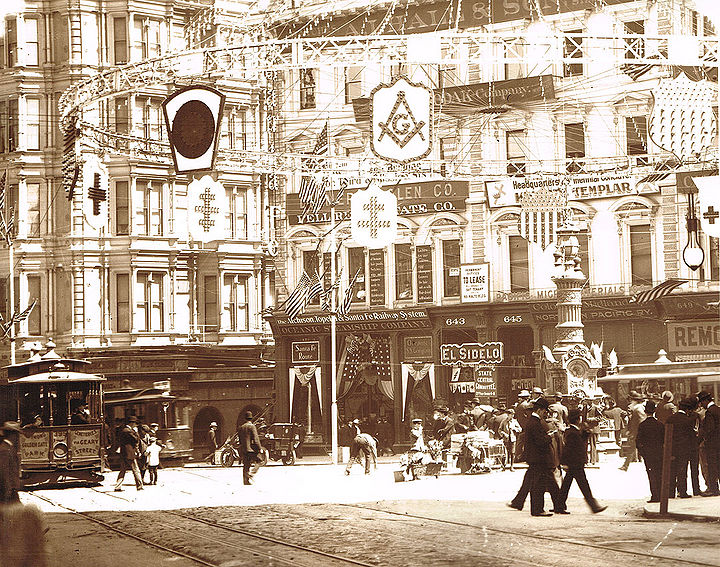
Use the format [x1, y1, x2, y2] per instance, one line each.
[103, 386, 192, 466]
[0, 349, 105, 487]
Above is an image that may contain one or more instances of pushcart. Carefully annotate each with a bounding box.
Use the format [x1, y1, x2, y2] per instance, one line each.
[453, 431, 507, 473]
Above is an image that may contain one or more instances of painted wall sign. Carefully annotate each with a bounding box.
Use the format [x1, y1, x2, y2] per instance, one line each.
[287, 180, 468, 225]
[404, 336, 434, 361]
[368, 249, 386, 306]
[530, 298, 656, 323]
[275, 309, 431, 335]
[291, 341, 321, 364]
[435, 75, 555, 113]
[416, 245, 434, 304]
[461, 263, 490, 303]
[667, 322, 720, 353]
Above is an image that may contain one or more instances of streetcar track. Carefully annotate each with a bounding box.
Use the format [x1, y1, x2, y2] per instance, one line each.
[341, 503, 719, 567]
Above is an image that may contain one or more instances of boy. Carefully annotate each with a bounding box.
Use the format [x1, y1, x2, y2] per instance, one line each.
[556, 409, 607, 514]
[145, 437, 163, 485]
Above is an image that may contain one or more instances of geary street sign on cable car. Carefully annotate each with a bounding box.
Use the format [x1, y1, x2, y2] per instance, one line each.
[440, 342, 504, 366]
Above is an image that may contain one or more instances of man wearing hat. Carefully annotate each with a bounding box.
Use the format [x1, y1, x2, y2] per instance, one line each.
[523, 397, 561, 516]
[548, 393, 568, 430]
[204, 421, 219, 463]
[237, 411, 263, 485]
[114, 416, 143, 491]
[636, 400, 665, 503]
[619, 391, 646, 471]
[698, 391, 720, 496]
[0, 421, 21, 504]
[666, 398, 698, 498]
[531, 387, 545, 402]
[655, 391, 677, 424]
[514, 390, 533, 462]
[431, 405, 455, 455]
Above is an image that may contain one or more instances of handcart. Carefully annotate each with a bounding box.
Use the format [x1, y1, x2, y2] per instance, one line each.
[453, 431, 507, 474]
[394, 439, 443, 481]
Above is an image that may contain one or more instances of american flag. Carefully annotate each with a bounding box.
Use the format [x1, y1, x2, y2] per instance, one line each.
[517, 184, 567, 250]
[299, 122, 329, 215]
[0, 172, 9, 246]
[629, 279, 687, 304]
[338, 269, 361, 316]
[307, 271, 323, 303]
[13, 299, 37, 323]
[284, 272, 312, 320]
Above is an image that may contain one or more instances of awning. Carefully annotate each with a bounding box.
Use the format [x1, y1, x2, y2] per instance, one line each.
[599, 370, 720, 383]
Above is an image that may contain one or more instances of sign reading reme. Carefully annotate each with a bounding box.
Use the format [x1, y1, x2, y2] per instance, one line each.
[461, 263, 490, 303]
[291, 341, 320, 364]
[371, 76, 432, 163]
[440, 342, 504, 366]
[188, 175, 225, 241]
[350, 182, 397, 248]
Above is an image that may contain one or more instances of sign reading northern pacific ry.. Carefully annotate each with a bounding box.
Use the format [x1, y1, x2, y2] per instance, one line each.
[288, 180, 468, 225]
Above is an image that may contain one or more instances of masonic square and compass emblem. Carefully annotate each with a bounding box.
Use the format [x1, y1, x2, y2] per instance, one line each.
[370, 76, 433, 163]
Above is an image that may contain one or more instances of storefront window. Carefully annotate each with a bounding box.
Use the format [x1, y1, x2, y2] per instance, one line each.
[630, 224, 652, 286]
[442, 240, 460, 298]
[348, 247, 365, 303]
[395, 244, 412, 300]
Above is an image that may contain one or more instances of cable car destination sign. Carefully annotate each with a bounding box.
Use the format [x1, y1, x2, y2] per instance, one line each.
[440, 341, 504, 366]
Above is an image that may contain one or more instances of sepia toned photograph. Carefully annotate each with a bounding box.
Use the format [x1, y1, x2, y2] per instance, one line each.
[0, 0, 719, 565]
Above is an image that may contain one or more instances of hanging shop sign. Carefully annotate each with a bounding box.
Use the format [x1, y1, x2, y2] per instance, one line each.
[350, 182, 398, 248]
[440, 342, 504, 366]
[287, 180, 469, 225]
[474, 365, 497, 396]
[404, 336, 434, 362]
[485, 172, 655, 209]
[461, 0, 632, 27]
[187, 175, 226, 241]
[291, 341, 320, 364]
[370, 76, 433, 163]
[435, 75, 555, 114]
[460, 263, 490, 303]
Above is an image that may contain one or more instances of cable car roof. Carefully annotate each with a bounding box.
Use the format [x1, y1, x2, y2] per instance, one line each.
[103, 388, 188, 403]
[8, 371, 105, 383]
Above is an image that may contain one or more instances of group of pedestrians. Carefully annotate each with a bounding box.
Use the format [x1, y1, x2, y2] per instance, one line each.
[633, 390, 720, 502]
[112, 415, 164, 491]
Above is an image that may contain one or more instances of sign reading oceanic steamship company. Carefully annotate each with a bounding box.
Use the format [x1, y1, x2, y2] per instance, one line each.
[274, 309, 431, 335]
[287, 180, 468, 225]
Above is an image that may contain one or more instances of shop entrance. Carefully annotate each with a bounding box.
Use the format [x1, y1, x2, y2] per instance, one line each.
[497, 325, 536, 403]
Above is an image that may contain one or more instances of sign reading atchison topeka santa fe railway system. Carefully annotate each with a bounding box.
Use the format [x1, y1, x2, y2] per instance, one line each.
[274, 309, 431, 334]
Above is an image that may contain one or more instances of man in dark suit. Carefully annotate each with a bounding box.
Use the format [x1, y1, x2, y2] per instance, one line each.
[555, 409, 606, 514]
[237, 410, 263, 485]
[666, 398, 698, 498]
[0, 421, 21, 504]
[636, 400, 665, 503]
[523, 397, 561, 516]
[698, 391, 720, 496]
[114, 416, 143, 491]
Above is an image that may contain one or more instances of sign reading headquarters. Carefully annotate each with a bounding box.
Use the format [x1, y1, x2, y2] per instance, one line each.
[287, 180, 469, 225]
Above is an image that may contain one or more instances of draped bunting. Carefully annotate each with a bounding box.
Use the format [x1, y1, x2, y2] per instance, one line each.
[401, 363, 435, 421]
[337, 334, 392, 402]
[289, 366, 322, 421]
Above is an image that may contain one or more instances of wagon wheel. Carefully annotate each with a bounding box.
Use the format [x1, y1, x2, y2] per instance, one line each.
[282, 450, 296, 466]
[220, 449, 235, 467]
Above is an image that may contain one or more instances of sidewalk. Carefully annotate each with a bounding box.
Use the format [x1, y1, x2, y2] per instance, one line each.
[643, 497, 720, 522]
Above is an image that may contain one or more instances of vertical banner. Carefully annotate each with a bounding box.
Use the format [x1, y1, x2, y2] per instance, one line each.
[368, 248, 386, 306]
[416, 245, 434, 303]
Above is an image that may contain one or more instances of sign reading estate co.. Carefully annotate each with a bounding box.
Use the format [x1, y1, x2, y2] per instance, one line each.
[288, 180, 468, 225]
[291, 341, 320, 364]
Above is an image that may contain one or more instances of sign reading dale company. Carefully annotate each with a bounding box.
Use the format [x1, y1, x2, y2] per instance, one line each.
[461, 263, 490, 303]
[440, 342, 504, 366]
[291, 341, 320, 364]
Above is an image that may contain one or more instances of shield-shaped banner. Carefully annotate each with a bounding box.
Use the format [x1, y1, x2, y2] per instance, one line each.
[695, 175, 720, 238]
[188, 175, 226, 242]
[350, 182, 397, 249]
[517, 184, 568, 250]
[370, 76, 432, 164]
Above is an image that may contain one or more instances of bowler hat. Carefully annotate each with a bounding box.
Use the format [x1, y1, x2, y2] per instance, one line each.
[434, 406, 449, 414]
[411, 418, 423, 423]
[1, 421, 20, 432]
[127, 415, 138, 423]
[661, 391, 674, 402]
[532, 387, 544, 395]
[518, 390, 531, 398]
[245, 411, 254, 420]
[209, 422, 218, 428]
[697, 391, 713, 402]
[678, 398, 695, 411]
[533, 397, 550, 410]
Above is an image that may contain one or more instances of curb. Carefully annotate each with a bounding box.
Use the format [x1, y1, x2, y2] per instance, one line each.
[643, 505, 720, 523]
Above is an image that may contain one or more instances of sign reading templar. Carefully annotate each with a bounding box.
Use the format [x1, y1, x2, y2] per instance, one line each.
[440, 342, 504, 366]
[350, 182, 397, 248]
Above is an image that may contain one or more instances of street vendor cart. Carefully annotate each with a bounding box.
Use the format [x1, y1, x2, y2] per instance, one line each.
[453, 430, 507, 473]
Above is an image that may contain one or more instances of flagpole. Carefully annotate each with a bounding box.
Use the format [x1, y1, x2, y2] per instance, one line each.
[330, 201, 339, 464]
[8, 239, 14, 365]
